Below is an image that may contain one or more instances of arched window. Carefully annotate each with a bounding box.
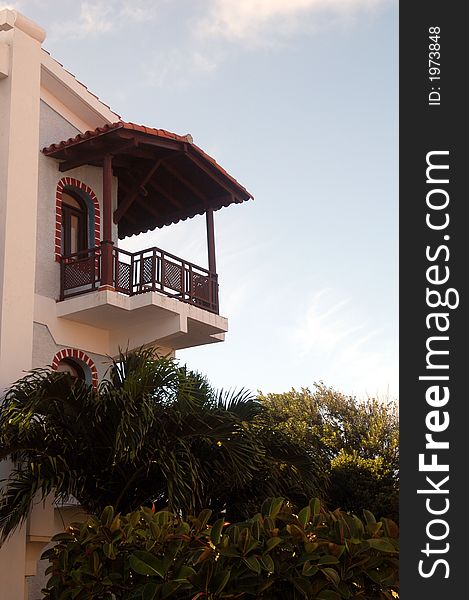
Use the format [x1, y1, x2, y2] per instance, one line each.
[55, 178, 100, 262]
[61, 191, 88, 256]
[55, 358, 86, 380]
[51, 349, 98, 388]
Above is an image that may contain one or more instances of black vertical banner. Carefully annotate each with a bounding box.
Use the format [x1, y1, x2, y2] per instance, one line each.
[400, 3, 466, 598]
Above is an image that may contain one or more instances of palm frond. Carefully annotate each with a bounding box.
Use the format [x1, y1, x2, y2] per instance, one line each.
[1, 348, 330, 539]
[0, 455, 83, 542]
[215, 387, 260, 420]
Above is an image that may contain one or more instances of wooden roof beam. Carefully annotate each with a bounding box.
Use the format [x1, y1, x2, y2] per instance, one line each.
[58, 139, 137, 172]
[161, 160, 208, 204]
[118, 178, 148, 198]
[114, 157, 164, 224]
[134, 194, 163, 218]
[146, 179, 184, 210]
[184, 149, 240, 201]
[115, 131, 181, 152]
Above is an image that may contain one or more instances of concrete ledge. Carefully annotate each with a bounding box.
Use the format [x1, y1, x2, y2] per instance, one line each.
[34, 290, 228, 355]
[0, 9, 46, 42]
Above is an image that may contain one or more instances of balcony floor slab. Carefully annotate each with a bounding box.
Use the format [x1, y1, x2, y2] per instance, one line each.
[35, 289, 228, 355]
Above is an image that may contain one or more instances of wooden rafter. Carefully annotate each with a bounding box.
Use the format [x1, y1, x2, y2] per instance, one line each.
[115, 130, 181, 152]
[58, 140, 136, 172]
[147, 179, 184, 210]
[135, 194, 162, 218]
[119, 177, 148, 198]
[161, 160, 208, 204]
[113, 158, 164, 224]
[45, 121, 252, 238]
[183, 148, 239, 201]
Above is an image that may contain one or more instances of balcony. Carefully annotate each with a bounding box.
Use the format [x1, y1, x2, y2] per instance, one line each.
[43, 120, 252, 352]
[60, 246, 219, 314]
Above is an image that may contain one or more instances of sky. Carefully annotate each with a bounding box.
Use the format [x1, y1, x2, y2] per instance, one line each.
[5, 0, 398, 400]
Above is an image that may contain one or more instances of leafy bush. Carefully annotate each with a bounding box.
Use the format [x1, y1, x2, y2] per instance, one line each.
[328, 452, 399, 524]
[0, 350, 326, 541]
[257, 386, 399, 521]
[42, 499, 399, 599]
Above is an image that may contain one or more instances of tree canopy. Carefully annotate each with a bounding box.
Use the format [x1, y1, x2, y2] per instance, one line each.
[0, 352, 398, 543]
[0, 349, 326, 541]
[257, 384, 399, 521]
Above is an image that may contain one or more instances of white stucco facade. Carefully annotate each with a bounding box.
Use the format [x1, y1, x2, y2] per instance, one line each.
[0, 11, 45, 598]
[1, 9, 231, 598]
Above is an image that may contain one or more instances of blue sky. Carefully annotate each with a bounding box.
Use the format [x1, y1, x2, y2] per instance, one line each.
[7, 0, 398, 399]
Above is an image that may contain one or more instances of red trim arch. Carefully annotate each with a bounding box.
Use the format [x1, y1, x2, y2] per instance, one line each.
[55, 177, 101, 261]
[51, 348, 99, 388]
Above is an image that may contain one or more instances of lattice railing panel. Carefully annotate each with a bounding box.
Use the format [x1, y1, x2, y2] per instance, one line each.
[117, 261, 131, 292]
[61, 249, 100, 299]
[163, 260, 183, 293]
[61, 245, 218, 313]
[142, 256, 155, 286]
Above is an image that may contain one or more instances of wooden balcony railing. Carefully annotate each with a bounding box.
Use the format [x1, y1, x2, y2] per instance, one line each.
[60, 248, 101, 299]
[60, 245, 219, 314]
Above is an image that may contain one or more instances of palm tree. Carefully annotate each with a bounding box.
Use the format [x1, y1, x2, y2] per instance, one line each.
[0, 349, 326, 541]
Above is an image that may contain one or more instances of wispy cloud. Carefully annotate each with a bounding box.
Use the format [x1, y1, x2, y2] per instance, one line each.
[73, 2, 114, 36]
[139, 0, 390, 89]
[143, 48, 218, 89]
[292, 289, 359, 357]
[289, 288, 397, 398]
[196, 0, 390, 44]
[47, 0, 159, 41]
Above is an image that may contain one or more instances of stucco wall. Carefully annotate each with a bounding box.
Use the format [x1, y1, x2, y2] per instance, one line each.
[38, 100, 79, 149]
[0, 16, 45, 600]
[32, 322, 111, 380]
[36, 100, 118, 300]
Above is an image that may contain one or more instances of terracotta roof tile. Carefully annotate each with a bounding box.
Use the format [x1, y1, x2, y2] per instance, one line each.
[43, 121, 253, 200]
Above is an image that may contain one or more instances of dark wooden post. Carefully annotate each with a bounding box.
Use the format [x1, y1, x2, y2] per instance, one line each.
[100, 154, 114, 288]
[206, 208, 217, 311]
[206, 208, 216, 274]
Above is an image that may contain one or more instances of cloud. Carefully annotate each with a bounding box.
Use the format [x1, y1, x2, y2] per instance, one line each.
[197, 0, 390, 43]
[75, 2, 114, 35]
[292, 289, 360, 357]
[47, 0, 160, 41]
[125, 0, 390, 90]
[289, 288, 397, 399]
[143, 48, 218, 89]
[138, 0, 391, 89]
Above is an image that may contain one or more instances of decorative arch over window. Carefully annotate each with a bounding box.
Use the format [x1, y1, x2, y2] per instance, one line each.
[51, 348, 98, 388]
[55, 177, 100, 261]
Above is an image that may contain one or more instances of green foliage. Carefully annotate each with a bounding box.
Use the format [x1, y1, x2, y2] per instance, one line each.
[0, 349, 327, 541]
[257, 385, 399, 521]
[42, 499, 399, 599]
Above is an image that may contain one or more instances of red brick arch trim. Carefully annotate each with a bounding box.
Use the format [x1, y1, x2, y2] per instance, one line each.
[55, 177, 101, 261]
[51, 348, 99, 388]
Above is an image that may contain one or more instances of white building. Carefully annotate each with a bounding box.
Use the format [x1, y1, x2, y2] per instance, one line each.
[0, 9, 252, 598]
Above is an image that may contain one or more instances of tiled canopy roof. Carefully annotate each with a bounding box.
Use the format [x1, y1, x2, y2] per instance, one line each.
[43, 121, 253, 238]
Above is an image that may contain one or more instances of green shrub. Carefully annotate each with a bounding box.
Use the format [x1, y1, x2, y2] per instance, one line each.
[41, 499, 399, 599]
[257, 387, 399, 522]
[329, 451, 399, 523]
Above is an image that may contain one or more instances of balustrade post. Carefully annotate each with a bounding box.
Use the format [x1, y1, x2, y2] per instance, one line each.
[152, 248, 157, 291]
[60, 260, 65, 301]
[161, 255, 166, 292]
